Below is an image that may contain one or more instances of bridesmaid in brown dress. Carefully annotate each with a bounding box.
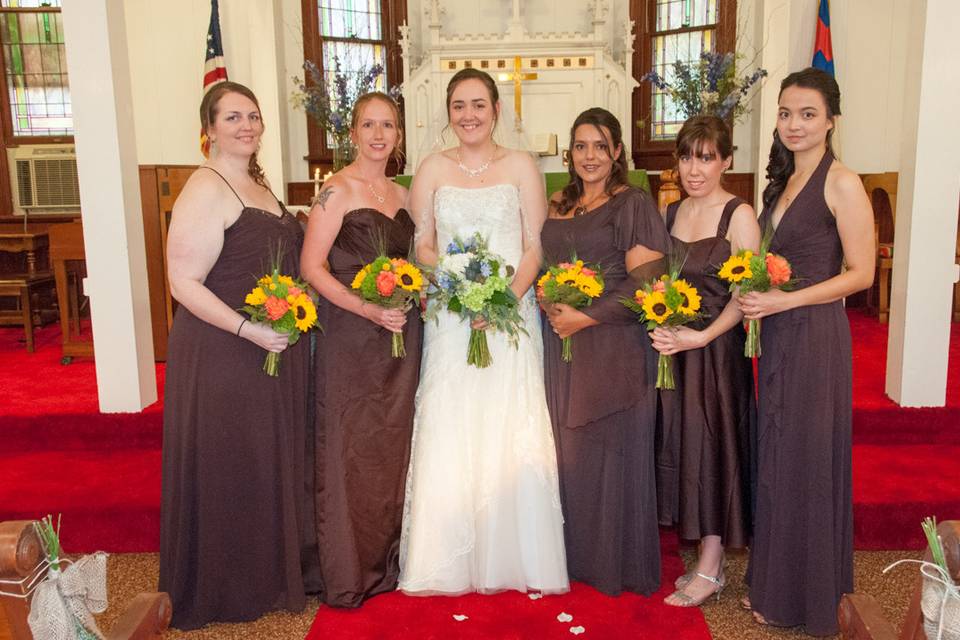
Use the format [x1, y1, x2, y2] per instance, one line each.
[541, 108, 670, 595]
[651, 116, 759, 608]
[739, 68, 874, 635]
[300, 93, 421, 607]
[161, 82, 320, 630]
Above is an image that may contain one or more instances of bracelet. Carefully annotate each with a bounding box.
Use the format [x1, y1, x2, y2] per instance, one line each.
[236, 319, 247, 336]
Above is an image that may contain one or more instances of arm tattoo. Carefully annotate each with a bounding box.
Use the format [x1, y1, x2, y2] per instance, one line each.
[317, 188, 334, 210]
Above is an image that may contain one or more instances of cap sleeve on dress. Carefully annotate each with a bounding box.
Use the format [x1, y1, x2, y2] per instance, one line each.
[614, 188, 671, 254]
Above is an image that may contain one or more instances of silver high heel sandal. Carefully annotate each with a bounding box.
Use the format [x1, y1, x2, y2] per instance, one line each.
[664, 571, 726, 608]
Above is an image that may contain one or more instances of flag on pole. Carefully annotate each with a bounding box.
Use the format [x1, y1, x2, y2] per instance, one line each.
[201, 0, 228, 156]
[812, 0, 834, 76]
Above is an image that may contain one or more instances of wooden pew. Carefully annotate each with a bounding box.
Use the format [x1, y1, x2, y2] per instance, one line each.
[839, 520, 960, 640]
[0, 521, 171, 640]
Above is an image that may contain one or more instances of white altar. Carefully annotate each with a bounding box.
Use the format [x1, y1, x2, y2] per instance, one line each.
[399, 0, 638, 173]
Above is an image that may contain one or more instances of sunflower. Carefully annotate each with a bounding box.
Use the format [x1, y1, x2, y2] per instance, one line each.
[245, 287, 267, 306]
[291, 294, 318, 332]
[718, 254, 753, 283]
[395, 262, 423, 292]
[673, 280, 702, 316]
[556, 269, 579, 287]
[350, 266, 370, 290]
[576, 274, 602, 298]
[537, 272, 552, 289]
[642, 290, 672, 324]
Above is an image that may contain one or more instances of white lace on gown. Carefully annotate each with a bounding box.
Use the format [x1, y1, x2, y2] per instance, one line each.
[399, 184, 570, 595]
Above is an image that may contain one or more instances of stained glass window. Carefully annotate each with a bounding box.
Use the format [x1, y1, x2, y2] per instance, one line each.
[0, 1, 71, 137]
[314, 0, 387, 148]
[649, 0, 718, 141]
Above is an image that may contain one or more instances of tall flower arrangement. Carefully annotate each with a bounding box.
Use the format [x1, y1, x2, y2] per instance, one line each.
[642, 51, 767, 122]
[291, 57, 387, 171]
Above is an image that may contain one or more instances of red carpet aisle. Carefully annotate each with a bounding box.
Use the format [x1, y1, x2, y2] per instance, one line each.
[0, 309, 957, 554]
[305, 532, 710, 640]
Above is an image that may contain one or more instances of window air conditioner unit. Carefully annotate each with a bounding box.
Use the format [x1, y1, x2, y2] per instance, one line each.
[8, 144, 81, 215]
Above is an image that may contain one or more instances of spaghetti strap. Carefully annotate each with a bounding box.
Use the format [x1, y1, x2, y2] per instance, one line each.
[716, 196, 746, 239]
[200, 166, 245, 207]
[665, 200, 681, 232]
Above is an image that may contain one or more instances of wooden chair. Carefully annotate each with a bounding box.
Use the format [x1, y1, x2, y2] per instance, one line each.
[861, 173, 898, 323]
[0, 272, 55, 352]
[839, 519, 960, 640]
[0, 520, 171, 640]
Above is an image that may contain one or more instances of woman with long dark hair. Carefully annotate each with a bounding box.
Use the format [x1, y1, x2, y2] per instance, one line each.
[541, 107, 670, 595]
[650, 115, 758, 607]
[740, 68, 873, 635]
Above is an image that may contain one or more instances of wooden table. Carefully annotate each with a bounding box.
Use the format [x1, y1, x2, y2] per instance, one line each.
[0, 232, 48, 274]
[47, 222, 93, 362]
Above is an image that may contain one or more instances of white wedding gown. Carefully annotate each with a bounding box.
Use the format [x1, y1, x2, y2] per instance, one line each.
[399, 184, 569, 595]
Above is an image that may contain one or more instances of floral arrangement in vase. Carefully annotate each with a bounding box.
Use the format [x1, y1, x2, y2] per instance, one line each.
[291, 56, 392, 171]
[642, 51, 767, 122]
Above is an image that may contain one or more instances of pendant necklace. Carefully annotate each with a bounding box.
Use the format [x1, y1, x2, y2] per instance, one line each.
[574, 191, 607, 216]
[456, 147, 495, 178]
[367, 181, 386, 204]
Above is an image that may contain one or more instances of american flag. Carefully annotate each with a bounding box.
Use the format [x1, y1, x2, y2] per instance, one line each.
[201, 0, 227, 156]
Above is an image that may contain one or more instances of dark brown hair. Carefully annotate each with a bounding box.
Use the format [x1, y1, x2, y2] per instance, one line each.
[200, 81, 268, 188]
[675, 114, 733, 162]
[552, 107, 629, 215]
[762, 67, 841, 209]
[445, 68, 499, 116]
[351, 91, 405, 163]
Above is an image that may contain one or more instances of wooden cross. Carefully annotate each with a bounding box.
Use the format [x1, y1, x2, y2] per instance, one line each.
[499, 56, 538, 130]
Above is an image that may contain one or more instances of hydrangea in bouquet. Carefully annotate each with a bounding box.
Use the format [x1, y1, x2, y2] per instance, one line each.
[621, 265, 704, 389]
[717, 233, 795, 357]
[536, 258, 604, 362]
[425, 232, 525, 368]
[351, 255, 424, 358]
[243, 268, 319, 376]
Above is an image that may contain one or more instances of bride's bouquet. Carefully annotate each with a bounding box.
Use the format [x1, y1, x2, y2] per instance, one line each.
[425, 232, 525, 368]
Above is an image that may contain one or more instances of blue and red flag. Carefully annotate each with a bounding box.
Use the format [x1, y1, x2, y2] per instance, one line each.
[201, 0, 228, 156]
[812, 0, 834, 76]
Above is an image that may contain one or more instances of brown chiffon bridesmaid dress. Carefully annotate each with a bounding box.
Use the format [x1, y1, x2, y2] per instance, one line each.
[747, 151, 854, 636]
[540, 188, 671, 595]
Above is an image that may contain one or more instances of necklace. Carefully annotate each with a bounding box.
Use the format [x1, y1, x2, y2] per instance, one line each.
[367, 181, 385, 204]
[456, 148, 495, 178]
[573, 191, 607, 216]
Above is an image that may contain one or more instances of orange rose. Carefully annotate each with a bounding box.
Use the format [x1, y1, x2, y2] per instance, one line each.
[766, 253, 792, 287]
[652, 280, 666, 293]
[265, 296, 290, 321]
[581, 267, 596, 277]
[376, 271, 397, 296]
[288, 286, 302, 298]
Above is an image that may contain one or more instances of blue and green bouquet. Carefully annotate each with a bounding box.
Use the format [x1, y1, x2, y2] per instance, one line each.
[425, 232, 525, 368]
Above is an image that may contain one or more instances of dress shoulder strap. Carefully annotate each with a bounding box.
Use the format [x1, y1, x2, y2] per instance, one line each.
[665, 200, 681, 232]
[199, 166, 245, 207]
[716, 196, 747, 239]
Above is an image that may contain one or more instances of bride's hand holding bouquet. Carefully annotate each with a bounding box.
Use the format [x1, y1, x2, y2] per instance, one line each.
[425, 232, 526, 368]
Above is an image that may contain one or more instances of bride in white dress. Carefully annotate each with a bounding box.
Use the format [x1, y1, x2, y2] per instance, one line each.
[399, 69, 569, 595]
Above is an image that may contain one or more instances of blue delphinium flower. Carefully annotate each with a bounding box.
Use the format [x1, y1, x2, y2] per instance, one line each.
[480, 261, 492, 277]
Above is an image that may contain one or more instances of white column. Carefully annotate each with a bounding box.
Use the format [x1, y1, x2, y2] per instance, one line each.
[885, 0, 960, 406]
[752, 0, 791, 208]
[61, 0, 157, 412]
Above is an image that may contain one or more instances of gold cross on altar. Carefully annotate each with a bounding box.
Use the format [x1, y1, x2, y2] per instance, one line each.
[498, 56, 538, 130]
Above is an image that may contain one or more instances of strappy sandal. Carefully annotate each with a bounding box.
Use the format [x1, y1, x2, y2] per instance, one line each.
[664, 571, 726, 608]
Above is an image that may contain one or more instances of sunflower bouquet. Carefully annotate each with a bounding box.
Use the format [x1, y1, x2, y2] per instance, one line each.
[536, 259, 604, 362]
[425, 232, 524, 368]
[351, 255, 424, 358]
[717, 238, 794, 357]
[621, 269, 704, 389]
[242, 268, 319, 376]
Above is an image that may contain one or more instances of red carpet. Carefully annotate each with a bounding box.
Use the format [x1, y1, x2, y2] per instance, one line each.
[305, 533, 709, 640]
[0, 309, 957, 559]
